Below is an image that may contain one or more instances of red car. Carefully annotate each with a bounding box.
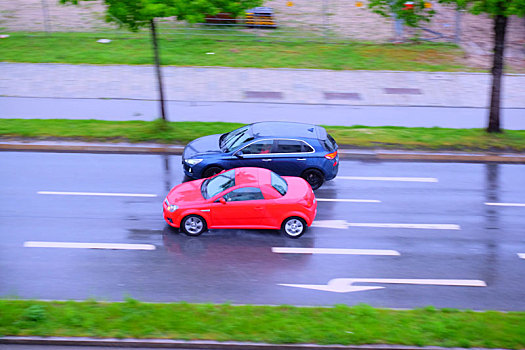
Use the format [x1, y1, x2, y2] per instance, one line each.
[163, 167, 317, 238]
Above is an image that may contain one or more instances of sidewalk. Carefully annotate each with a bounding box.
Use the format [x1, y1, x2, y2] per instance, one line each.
[2, 62, 525, 108]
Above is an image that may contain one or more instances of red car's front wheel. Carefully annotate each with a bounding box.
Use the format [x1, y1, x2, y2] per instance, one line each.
[181, 215, 207, 236]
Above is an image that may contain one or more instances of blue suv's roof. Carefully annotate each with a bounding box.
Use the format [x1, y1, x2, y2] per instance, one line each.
[250, 122, 327, 140]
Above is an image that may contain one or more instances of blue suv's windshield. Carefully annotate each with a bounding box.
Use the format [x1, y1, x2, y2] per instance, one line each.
[221, 126, 254, 152]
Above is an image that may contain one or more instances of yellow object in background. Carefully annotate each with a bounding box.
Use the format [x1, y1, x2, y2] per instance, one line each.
[355, 1, 364, 7]
[424, 2, 432, 7]
[286, 1, 294, 6]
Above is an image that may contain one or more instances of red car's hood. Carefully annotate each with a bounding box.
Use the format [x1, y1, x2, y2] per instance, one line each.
[166, 179, 206, 205]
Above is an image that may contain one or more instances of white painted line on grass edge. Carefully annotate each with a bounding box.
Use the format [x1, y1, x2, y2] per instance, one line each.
[316, 198, 381, 203]
[38, 191, 157, 198]
[24, 241, 155, 250]
[272, 247, 400, 256]
[485, 202, 525, 207]
[338, 176, 438, 183]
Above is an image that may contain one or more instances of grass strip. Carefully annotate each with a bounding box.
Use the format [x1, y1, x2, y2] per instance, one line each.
[1, 119, 525, 152]
[0, 299, 524, 349]
[0, 32, 472, 72]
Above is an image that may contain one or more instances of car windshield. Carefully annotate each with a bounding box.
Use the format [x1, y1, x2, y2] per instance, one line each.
[221, 126, 254, 152]
[271, 172, 288, 196]
[201, 169, 236, 199]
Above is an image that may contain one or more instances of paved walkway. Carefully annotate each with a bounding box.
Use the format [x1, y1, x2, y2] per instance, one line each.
[1, 62, 525, 108]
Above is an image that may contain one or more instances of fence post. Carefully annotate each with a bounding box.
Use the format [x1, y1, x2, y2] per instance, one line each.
[454, 7, 463, 43]
[40, 0, 51, 33]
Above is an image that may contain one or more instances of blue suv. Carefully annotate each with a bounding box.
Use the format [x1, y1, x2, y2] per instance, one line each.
[182, 122, 339, 190]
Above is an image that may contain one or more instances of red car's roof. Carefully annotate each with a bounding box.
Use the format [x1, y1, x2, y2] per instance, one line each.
[234, 167, 270, 187]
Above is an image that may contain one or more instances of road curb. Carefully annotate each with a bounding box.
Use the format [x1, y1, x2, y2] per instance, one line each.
[0, 336, 499, 350]
[2, 142, 525, 164]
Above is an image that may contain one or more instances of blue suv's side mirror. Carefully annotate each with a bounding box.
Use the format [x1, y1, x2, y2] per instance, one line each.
[235, 151, 244, 158]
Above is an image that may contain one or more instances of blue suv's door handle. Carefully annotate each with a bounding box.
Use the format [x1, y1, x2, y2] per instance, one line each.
[297, 158, 306, 161]
[262, 159, 272, 162]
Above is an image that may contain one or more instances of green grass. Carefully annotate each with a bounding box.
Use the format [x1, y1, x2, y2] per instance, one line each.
[1, 119, 525, 152]
[0, 32, 473, 71]
[0, 300, 524, 348]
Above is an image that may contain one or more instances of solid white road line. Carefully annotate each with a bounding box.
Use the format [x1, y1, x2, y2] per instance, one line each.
[38, 191, 157, 197]
[272, 247, 400, 256]
[338, 176, 438, 183]
[279, 278, 486, 293]
[24, 241, 155, 250]
[347, 223, 461, 230]
[316, 198, 381, 203]
[485, 202, 525, 207]
[518, 253, 525, 259]
[311, 220, 460, 230]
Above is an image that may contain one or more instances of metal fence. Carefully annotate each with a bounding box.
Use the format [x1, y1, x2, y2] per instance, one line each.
[2, 0, 468, 43]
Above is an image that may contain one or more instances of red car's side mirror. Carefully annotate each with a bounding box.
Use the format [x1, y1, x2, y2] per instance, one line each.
[219, 197, 227, 204]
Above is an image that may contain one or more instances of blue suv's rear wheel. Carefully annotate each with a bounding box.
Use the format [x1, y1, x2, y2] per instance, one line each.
[302, 169, 324, 190]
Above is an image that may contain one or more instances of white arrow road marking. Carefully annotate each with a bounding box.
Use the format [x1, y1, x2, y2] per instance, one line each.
[338, 176, 438, 183]
[518, 253, 525, 259]
[316, 198, 381, 203]
[485, 202, 525, 207]
[24, 241, 155, 250]
[279, 278, 487, 293]
[272, 247, 400, 256]
[312, 220, 460, 230]
[38, 191, 157, 197]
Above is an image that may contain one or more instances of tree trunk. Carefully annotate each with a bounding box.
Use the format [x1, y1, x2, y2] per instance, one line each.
[487, 15, 507, 133]
[150, 18, 168, 122]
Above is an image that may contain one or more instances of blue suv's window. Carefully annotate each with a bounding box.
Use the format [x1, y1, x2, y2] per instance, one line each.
[275, 140, 313, 153]
[201, 170, 236, 199]
[241, 140, 273, 155]
[271, 172, 288, 196]
[322, 134, 338, 152]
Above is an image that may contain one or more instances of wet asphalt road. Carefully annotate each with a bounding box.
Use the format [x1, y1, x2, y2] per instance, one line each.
[1, 152, 524, 310]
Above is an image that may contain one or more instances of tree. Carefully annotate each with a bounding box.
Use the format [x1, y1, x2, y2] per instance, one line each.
[60, 0, 263, 121]
[368, 0, 436, 40]
[439, 0, 525, 133]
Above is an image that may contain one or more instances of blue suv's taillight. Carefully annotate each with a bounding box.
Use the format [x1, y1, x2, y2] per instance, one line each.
[324, 150, 338, 160]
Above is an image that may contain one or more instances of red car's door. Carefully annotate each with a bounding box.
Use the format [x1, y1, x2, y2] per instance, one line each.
[210, 187, 269, 228]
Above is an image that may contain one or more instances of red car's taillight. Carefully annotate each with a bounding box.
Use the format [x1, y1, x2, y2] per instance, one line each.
[324, 150, 337, 160]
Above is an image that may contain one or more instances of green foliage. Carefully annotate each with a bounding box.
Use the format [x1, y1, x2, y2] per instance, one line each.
[438, 0, 525, 16]
[0, 33, 474, 72]
[368, 0, 436, 28]
[22, 305, 47, 322]
[59, 0, 264, 31]
[1, 299, 525, 348]
[1, 119, 525, 152]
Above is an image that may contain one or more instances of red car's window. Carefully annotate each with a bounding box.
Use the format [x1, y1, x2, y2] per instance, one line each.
[271, 172, 288, 196]
[223, 187, 264, 202]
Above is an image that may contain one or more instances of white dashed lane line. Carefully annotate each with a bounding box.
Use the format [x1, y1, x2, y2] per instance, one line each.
[519, 254, 525, 259]
[485, 202, 525, 207]
[38, 191, 157, 197]
[316, 198, 381, 203]
[312, 220, 460, 230]
[337, 176, 438, 183]
[272, 247, 400, 255]
[24, 241, 156, 250]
